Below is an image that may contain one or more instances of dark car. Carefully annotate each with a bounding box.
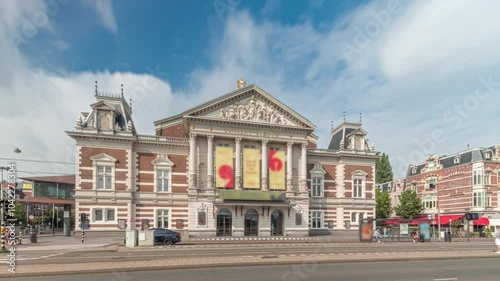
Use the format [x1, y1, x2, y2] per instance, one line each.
[151, 228, 181, 245]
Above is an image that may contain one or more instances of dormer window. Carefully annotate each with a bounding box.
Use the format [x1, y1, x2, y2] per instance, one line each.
[454, 157, 460, 164]
[484, 152, 491, 159]
[411, 167, 417, 174]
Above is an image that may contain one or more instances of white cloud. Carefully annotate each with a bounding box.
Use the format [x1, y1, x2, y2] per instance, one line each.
[1, 0, 500, 180]
[85, 0, 118, 34]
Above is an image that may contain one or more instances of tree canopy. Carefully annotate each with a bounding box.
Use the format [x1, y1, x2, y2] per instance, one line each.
[394, 190, 423, 219]
[375, 189, 392, 219]
[376, 153, 393, 184]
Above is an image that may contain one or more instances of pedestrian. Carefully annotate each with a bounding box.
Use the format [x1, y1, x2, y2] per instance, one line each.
[375, 229, 383, 243]
[495, 225, 500, 254]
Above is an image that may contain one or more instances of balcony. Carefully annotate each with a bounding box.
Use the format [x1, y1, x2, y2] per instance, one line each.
[137, 135, 188, 143]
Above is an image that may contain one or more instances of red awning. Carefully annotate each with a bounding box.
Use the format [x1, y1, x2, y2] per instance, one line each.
[473, 217, 490, 226]
[433, 215, 464, 226]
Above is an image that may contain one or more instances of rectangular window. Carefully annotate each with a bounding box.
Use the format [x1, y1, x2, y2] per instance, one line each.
[106, 209, 115, 221]
[93, 208, 115, 222]
[473, 191, 484, 207]
[353, 179, 363, 198]
[156, 170, 170, 192]
[423, 196, 437, 209]
[94, 209, 103, 221]
[311, 211, 322, 229]
[485, 192, 491, 207]
[425, 179, 437, 189]
[351, 212, 357, 223]
[484, 172, 491, 185]
[312, 177, 322, 197]
[473, 169, 483, 186]
[156, 209, 169, 228]
[97, 166, 112, 189]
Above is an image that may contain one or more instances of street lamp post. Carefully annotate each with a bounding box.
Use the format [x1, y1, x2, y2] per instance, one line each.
[437, 183, 441, 241]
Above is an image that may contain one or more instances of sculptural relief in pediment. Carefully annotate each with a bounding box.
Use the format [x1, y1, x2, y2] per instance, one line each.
[215, 96, 291, 125]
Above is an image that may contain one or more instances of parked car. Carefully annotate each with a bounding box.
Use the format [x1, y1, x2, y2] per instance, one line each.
[150, 228, 181, 245]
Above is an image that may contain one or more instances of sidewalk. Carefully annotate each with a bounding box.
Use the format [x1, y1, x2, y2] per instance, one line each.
[1, 248, 498, 277]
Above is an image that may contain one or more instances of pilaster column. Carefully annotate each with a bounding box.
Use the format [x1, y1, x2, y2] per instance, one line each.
[235, 137, 242, 190]
[261, 139, 268, 191]
[189, 133, 197, 189]
[300, 143, 307, 192]
[207, 135, 214, 189]
[287, 142, 293, 191]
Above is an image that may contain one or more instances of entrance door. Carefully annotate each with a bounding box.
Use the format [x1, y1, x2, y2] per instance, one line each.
[244, 209, 259, 236]
[216, 209, 232, 236]
[271, 210, 284, 235]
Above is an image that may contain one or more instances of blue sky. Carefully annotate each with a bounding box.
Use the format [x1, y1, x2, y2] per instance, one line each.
[1, 0, 500, 179]
[20, 0, 365, 90]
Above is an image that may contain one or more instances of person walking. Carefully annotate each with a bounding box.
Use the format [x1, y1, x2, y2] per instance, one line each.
[375, 229, 383, 243]
[495, 226, 500, 254]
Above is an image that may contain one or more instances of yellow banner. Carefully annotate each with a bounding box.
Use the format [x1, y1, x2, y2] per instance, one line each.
[216, 146, 234, 188]
[243, 148, 260, 189]
[269, 150, 285, 190]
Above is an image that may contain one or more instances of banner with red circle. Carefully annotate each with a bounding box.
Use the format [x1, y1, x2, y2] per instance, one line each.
[216, 146, 234, 188]
[269, 150, 285, 190]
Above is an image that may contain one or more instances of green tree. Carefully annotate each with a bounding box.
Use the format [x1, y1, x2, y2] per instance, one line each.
[375, 189, 392, 219]
[13, 202, 26, 225]
[394, 190, 423, 219]
[376, 153, 394, 184]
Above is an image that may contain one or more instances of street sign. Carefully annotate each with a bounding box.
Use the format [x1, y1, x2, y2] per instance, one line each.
[427, 215, 433, 220]
[29, 215, 34, 220]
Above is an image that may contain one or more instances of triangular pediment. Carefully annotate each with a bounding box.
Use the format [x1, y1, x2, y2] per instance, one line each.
[90, 101, 119, 112]
[151, 153, 174, 166]
[183, 85, 316, 130]
[90, 153, 117, 162]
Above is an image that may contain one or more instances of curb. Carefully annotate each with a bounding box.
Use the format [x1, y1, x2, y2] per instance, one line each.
[1, 254, 498, 278]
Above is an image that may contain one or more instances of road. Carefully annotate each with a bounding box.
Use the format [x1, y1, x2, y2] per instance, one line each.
[9, 241, 496, 265]
[9, 258, 500, 281]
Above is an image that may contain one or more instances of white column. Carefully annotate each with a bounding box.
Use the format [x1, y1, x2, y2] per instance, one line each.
[207, 135, 214, 189]
[189, 133, 197, 189]
[300, 143, 307, 192]
[287, 142, 293, 191]
[235, 137, 242, 190]
[261, 140, 268, 191]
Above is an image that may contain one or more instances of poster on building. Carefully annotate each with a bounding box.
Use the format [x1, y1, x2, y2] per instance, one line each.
[243, 148, 260, 189]
[359, 220, 373, 242]
[400, 223, 409, 235]
[216, 146, 234, 188]
[268, 150, 285, 190]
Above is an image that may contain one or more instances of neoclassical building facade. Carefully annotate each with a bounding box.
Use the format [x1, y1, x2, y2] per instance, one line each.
[67, 80, 378, 237]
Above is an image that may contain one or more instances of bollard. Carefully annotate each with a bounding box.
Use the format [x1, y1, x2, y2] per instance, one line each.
[82, 230, 85, 243]
[18, 231, 22, 245]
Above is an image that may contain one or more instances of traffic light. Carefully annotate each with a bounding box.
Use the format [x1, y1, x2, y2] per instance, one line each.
[80, 213, 87, 222]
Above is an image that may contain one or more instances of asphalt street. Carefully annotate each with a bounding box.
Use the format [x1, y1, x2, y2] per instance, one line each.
[10, 241, 496, 265]
[9, 258, 500, 281]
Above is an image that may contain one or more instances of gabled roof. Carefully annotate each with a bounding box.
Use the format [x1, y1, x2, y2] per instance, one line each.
[154, 84, 316, 130]
[406, 146, 498, 177]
